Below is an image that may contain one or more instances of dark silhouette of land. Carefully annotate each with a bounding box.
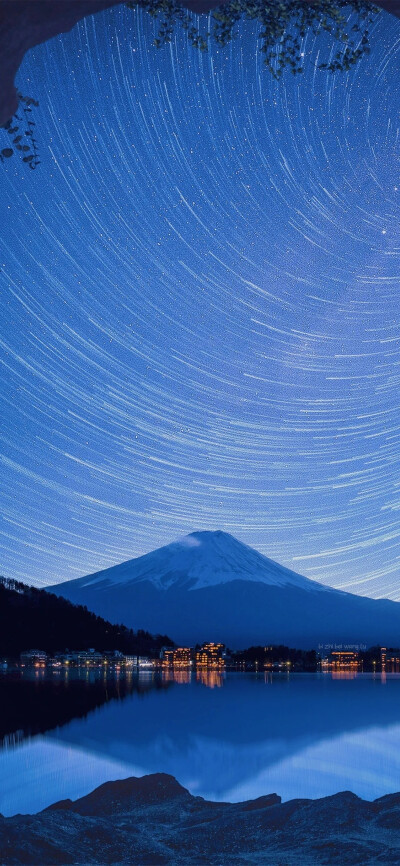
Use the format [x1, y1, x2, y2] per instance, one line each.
[0, 578, 173, 657]
[0, 670, 171, 748]
[1, 772, 400, 864]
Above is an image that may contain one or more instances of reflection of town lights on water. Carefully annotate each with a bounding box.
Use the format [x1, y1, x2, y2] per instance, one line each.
[331, 671, 358, 680]
[162, 669, 192, 685]
[196, 670, 224, 689]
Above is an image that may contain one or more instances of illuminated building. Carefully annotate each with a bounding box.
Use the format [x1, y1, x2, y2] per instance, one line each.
[381, 647, 400, 674]
[120, 654, 154, 667]
[136, 657, 155, 668]
[195, 642, 225, 669]
[321, 651, 361, 671]
[74, 650, 104, 666]
[20, 649, 47, 665]
[162, 647, 192, 668]
[124, 655, 137, 666]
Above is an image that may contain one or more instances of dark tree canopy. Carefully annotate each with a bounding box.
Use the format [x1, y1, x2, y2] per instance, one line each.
[134, 0, 377, 78]
[0, 0, 379, 166]
[0, 577, 174, 656]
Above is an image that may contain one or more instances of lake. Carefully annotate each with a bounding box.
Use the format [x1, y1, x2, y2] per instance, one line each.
[1, 669, 400, 816]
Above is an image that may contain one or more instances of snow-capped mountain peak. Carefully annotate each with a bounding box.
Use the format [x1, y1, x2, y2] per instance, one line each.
[52, 530, 400, 649]
[77, 530, 326, 593]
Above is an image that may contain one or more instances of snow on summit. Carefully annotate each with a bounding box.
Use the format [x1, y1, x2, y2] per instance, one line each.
[52, 532, 400, 648]
[78, 530, 325, 593]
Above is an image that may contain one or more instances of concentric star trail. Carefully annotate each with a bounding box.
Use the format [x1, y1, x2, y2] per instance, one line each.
[1, 4, 400, 598]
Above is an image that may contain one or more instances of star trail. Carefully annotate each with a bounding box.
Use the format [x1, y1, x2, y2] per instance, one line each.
[1, 3, 400, 597]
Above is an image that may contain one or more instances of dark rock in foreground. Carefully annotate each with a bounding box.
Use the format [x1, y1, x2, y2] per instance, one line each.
[1, 773, 400, 865]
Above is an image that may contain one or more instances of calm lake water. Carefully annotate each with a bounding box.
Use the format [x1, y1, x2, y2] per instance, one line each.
[1, 669, 400, 816]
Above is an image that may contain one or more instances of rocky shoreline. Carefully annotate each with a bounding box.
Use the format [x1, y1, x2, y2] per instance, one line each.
[1, 773, 400, 865]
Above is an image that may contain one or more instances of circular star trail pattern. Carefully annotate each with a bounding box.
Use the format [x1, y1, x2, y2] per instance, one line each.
[1, 5, 400, 596]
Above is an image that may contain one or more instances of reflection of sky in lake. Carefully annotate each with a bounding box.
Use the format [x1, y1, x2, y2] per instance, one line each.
[1, 673, 400, 815]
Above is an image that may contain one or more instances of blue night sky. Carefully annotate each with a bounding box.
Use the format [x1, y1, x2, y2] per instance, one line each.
[1, 4, 400, 597]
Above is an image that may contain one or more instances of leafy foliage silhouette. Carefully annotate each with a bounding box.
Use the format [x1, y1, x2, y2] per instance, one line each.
[131, 0, 377, 78]
[0, 0, 378, 169]
[0, 93, 40, 168]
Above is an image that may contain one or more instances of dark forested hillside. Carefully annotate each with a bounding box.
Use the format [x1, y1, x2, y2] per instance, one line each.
[0, 577, 174, 657]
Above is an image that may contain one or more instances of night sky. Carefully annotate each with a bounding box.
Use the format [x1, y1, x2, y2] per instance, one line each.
[1, 3, 400, 597]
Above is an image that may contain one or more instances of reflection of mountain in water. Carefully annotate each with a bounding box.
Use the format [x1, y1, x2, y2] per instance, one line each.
[48, 673, 400, 800]
[3, 672, 400, 812]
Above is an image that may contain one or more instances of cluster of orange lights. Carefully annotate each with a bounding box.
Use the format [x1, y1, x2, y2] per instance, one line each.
[195, 643, 224, 669]
[321, 652, 361, 672]
[18, 646, 399, 678]
[162, 648, 192, 669]
[162, 643, 225, 670]
[196, 669, 223, 688]
[163, 668, 192, 684]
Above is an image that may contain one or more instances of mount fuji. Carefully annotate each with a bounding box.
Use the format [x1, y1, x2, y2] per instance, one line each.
[50, 531, 400, 648]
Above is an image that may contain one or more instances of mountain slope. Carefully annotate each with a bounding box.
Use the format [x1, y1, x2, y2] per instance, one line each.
[51, 530, 400, 648]
[55, 530, 330, 593]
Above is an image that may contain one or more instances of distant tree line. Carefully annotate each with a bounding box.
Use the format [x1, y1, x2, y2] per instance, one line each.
[0, 577, 174, 657]
[230, 643, 399, 671]
[231, 644, 319, 670]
